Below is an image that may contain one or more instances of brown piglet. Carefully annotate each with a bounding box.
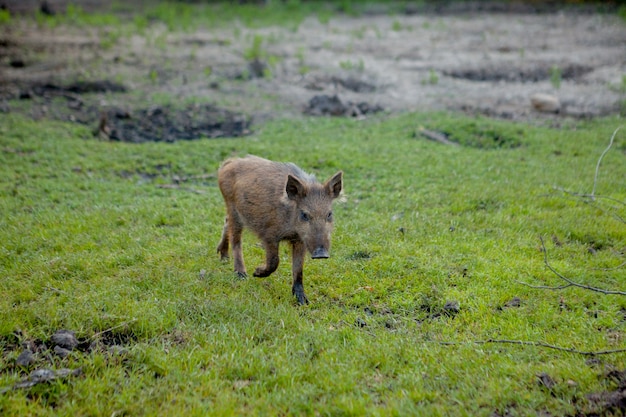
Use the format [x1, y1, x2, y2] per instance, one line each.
[216, 155, 343, 305]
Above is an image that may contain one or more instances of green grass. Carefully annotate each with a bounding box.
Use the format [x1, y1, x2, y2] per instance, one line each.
[35, 4, 120, 28]
[0, 9, 11, 25]
[550, 65, 562, 90]
[339, 58, 365, 72]
[142, 1, 327, 32]
[26, 1, 326, 32]
[0, 112, 625, 415]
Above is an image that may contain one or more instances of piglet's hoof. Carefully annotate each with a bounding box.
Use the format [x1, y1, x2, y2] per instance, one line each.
[292, 285, 309, 305]
[253, 268, 272, 278]
[236, 271, 247, 279]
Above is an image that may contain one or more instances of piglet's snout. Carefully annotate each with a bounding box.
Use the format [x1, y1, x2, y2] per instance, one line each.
[311, 247, 329, 259]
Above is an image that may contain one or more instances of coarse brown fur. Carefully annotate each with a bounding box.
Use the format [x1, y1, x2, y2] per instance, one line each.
[216, 155, 343, 305]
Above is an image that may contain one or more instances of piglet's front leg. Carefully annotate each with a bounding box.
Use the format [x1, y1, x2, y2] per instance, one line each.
[291, 240, 308, 305]
[254, 242, 280, 278]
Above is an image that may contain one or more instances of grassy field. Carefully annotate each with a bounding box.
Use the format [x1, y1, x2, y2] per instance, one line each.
[1, 1, 625, 415]
[1, 111, 625, 416]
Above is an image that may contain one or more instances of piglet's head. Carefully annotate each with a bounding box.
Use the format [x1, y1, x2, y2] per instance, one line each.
[286, 171, 343, 259]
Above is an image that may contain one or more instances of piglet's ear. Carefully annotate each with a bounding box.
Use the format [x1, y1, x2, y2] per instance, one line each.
[325, 171, 343, 199]
[286, 175, 307, 200]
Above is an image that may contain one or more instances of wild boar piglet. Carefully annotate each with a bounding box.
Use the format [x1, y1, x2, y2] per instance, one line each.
[217, 155, 343, 305]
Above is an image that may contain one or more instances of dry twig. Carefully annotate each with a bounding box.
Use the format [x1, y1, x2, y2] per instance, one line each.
[518, 237, 626, 295]
[592, 260, 626, 272]
[417, 127, 459, 146]
[591, 126, 622, 201]
[524, 127, 625, 292]
[553, 186, 626, 225]
[439, 339, 626, 356]
[551, 126, 625, 224]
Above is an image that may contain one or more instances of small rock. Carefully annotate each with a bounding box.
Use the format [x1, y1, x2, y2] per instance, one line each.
[443, 300, 460, 316]
[355, 317, 367, 327]
[537, 372, 557, 389]
[530, 93, 560, 113]
[55, 368, 83, 378]
[585, 357, 602, 367]
[53, 345, 72, 358]
[504, 297, 522, 308]
[9, 368, 83, 391]
[51, 330, 78, 350]
[29, 368, 56, 383]
[233, 379, 251, 390]
[16, 349, 35, 367]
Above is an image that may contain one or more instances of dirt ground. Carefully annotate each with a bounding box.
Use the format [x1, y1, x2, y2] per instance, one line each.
[1, 1, 625, 141]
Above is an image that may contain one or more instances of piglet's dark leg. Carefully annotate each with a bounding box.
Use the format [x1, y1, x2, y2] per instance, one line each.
[216, 217, 230, 260]
[291, 240, 308, 305]
[254, 241, 280, 277]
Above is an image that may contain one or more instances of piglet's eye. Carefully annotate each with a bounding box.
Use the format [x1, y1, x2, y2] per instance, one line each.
[327, 212, 333, 222]
[300, 211, 311, 222]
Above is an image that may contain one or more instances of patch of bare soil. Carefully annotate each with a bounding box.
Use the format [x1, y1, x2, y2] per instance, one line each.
[0, 2, 625, 141]
[98, 103, 250, 142]
[573, 369, 626, 417]
[0, 328, 122, 394]
[1, 325, 190, 393]
[304, 94, 383, 117]
[5, 79, 250, 141]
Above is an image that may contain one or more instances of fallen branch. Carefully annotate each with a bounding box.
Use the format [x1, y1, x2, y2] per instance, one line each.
[0, 368, 83, 394]
[592, 260, 626, 272]
[439, 339, 626, 356]
[517, 281, 572, 291]
[43, 285, 66, 294]
[518, 237, 626, 295]
[554, 186, 626, 207]
[550, 126, 625, 225]
[417, 127, 459, 146]
[552, 187, 626, 225]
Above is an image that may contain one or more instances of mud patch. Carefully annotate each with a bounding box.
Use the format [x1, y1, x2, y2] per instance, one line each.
[444, 63, 593, 83]
[575, 369, 626, 417]
[304, 94, 383, 117]
[0, 326, 145, 394]
[20, 80, 127, 98]
[305, 76, 377, 93]
[98, 103, 251, 143]
[4, 79, 251, 142]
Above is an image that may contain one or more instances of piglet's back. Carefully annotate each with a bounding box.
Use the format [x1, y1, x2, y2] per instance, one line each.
[218, 155, 315, 200]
